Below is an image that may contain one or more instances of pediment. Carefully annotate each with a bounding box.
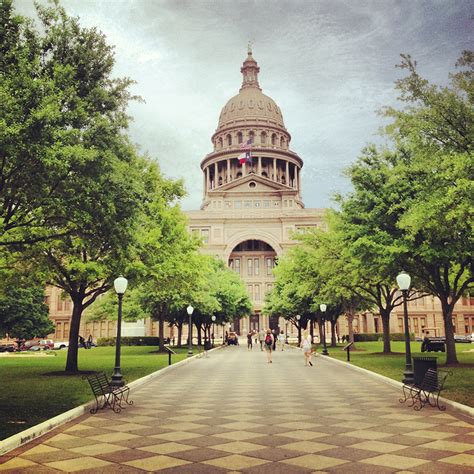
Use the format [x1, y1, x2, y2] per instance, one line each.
[212, 173, 292, 194]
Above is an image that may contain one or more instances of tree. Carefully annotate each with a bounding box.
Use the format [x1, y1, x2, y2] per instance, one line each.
[0, 286, 53, 345]
[335, 52, 473, 363]
[0, 1, 138, 247]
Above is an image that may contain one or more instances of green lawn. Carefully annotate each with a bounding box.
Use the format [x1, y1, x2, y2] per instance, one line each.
[0, 346, 190, 440]
[318, 341, 474, 407]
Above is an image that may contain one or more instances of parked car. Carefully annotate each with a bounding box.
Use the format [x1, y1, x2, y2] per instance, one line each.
[23, 339, 54, 351]
[454, 334, 472, 343]
[0, 343, 15, 352]
[227, 332, 239, 345]
[53, 341, 69, 350]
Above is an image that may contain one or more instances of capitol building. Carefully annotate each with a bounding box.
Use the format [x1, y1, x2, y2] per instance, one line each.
[185, 48, 326, 334]
[29, 50, 473, 344]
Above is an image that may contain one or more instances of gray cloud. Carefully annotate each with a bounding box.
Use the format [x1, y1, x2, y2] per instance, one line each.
[14, 0, 472, 209]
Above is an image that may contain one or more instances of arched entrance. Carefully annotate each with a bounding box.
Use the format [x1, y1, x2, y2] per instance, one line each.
[228, 239, 277, 333]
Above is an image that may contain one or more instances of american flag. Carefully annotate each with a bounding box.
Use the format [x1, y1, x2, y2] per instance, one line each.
[240, 138, 253, 151]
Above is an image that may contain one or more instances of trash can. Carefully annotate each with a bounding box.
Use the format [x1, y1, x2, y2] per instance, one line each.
[413, 356, 437, 386]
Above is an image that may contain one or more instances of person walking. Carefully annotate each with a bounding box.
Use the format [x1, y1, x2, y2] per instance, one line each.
[258, 328, 265, 351]
[271, 329, 277, 351]
[301, 330, 313, 366]
[278, 330, 285, 351]
[247, 332, 253, 351]
[264, 329, 274, 363]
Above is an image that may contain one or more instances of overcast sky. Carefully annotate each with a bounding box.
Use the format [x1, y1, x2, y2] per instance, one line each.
[14, 0, 473, 210]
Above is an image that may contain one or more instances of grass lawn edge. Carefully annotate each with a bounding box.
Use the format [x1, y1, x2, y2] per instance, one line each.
[316, 352, 474, 420]
[0, 347, 220, 456]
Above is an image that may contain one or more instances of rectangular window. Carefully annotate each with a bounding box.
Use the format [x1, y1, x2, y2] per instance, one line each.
[247, 258, 253, 276]
[254, 258, 259, 276]
[398, 317, 404, 332]
[235, 201, 242, 209]
[201, 228, 209, 243]
[244, 200, 252, 208]
[263, 200, 270, 208]
[247, 285, 253, 299]
[234, 258, 241, 274]
[57, 297, 63, 312]
[254, 284, 260, 301]
[228, 259, 234, 269]
[266, 258, 273, 276]
[191, 228, 200, 237]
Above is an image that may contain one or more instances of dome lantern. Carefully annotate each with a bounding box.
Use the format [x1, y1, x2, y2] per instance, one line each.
[240, 44, 261, 91]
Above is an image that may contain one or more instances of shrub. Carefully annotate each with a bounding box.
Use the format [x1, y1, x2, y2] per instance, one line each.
[96, 336, 161, 347]
[353, 333, 415, 342]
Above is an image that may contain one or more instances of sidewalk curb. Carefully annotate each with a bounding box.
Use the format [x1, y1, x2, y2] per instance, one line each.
[0, 348, 218, 456]
[316, 353, 474, 419]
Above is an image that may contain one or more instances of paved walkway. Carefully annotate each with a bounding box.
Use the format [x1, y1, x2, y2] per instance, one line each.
[0, 345, 473, 473]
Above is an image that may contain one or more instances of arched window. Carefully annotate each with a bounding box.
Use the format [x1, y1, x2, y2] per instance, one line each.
[281, 175, 286, 185]
[237, 132, 243, 144]
[227, 134, 232, 146]
[236, 171, 242, 178]
[260, 132, 267, 144]
[262, 171, 268, 178]
[280, 136, 285, 147]
[249, 131, 255, 143]
[271, 133, 277, 145]
[218, 137, 223, 149]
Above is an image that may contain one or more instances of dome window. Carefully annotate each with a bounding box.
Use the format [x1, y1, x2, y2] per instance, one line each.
[271, 134, 277, 145]
[218, 137, 223, 149]
[249, 131, 255, 143]
[227, 134, 232, 146]
[260, 132, 267, 144]
[280, 137, 285, 147]
[237, 132, 243, 144]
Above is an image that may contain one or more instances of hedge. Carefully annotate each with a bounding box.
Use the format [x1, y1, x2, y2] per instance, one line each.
[353, 332, 415, 342]
[96, 336, 161, 347]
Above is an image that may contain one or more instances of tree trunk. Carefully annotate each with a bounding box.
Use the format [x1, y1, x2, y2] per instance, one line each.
[347, 311, 356, 350]
[380, 309, 392, 353]
[158, 313, 165, 352]
[441, 302, 458, 364]
[177, 323, 183, 348]
[310, 319, 314, 343]
[197, 324, 202, 346]
[317, 319, 323, 344]
[66, 300, 84, 372]
[330, 320, 337, 347]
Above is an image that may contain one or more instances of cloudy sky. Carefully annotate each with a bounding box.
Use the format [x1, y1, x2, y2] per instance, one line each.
[14, 0, 472, 210]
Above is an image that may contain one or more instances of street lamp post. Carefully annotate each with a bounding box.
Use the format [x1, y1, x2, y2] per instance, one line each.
[187, 305, 194, 357]
[320, 304, 329, 356]
[222, 322, 225, 345]
[397, 271, 414, 384]
[110, 276, 128, 388]
[296, 314, 301, 345]
[211, 315, 216, 347]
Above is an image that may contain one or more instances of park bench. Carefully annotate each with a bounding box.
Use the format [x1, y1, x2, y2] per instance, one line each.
[399, 368, 450, 411]
[85, 372, 133, 414]
[421, 337, 445, 352]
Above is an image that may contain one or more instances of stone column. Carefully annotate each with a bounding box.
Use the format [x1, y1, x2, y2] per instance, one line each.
[206, 166, 210, 192]
[242, 162, 246, 176]
[227, 159, 231, 182]
[258, 156, 262, 176]
[214, 162, 218, 187]
[295, 165, 299, 191]
[285, 161, 289, 185]
[273, 158, 277, 181]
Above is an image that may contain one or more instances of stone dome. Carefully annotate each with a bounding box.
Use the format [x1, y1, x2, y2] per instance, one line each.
[217, 88, 285, 131]
[216, 49, 286, 132]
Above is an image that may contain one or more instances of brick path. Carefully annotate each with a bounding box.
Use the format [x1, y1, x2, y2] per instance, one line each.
[0, 344, 473, 473]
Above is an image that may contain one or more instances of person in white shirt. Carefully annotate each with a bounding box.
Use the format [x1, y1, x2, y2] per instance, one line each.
[301, 330, 313, 366]
[278, 331, 286, 351]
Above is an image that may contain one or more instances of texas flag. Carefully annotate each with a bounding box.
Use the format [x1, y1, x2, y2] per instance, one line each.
[238, 151, 252, 164]
[239, 138, 253, 164]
